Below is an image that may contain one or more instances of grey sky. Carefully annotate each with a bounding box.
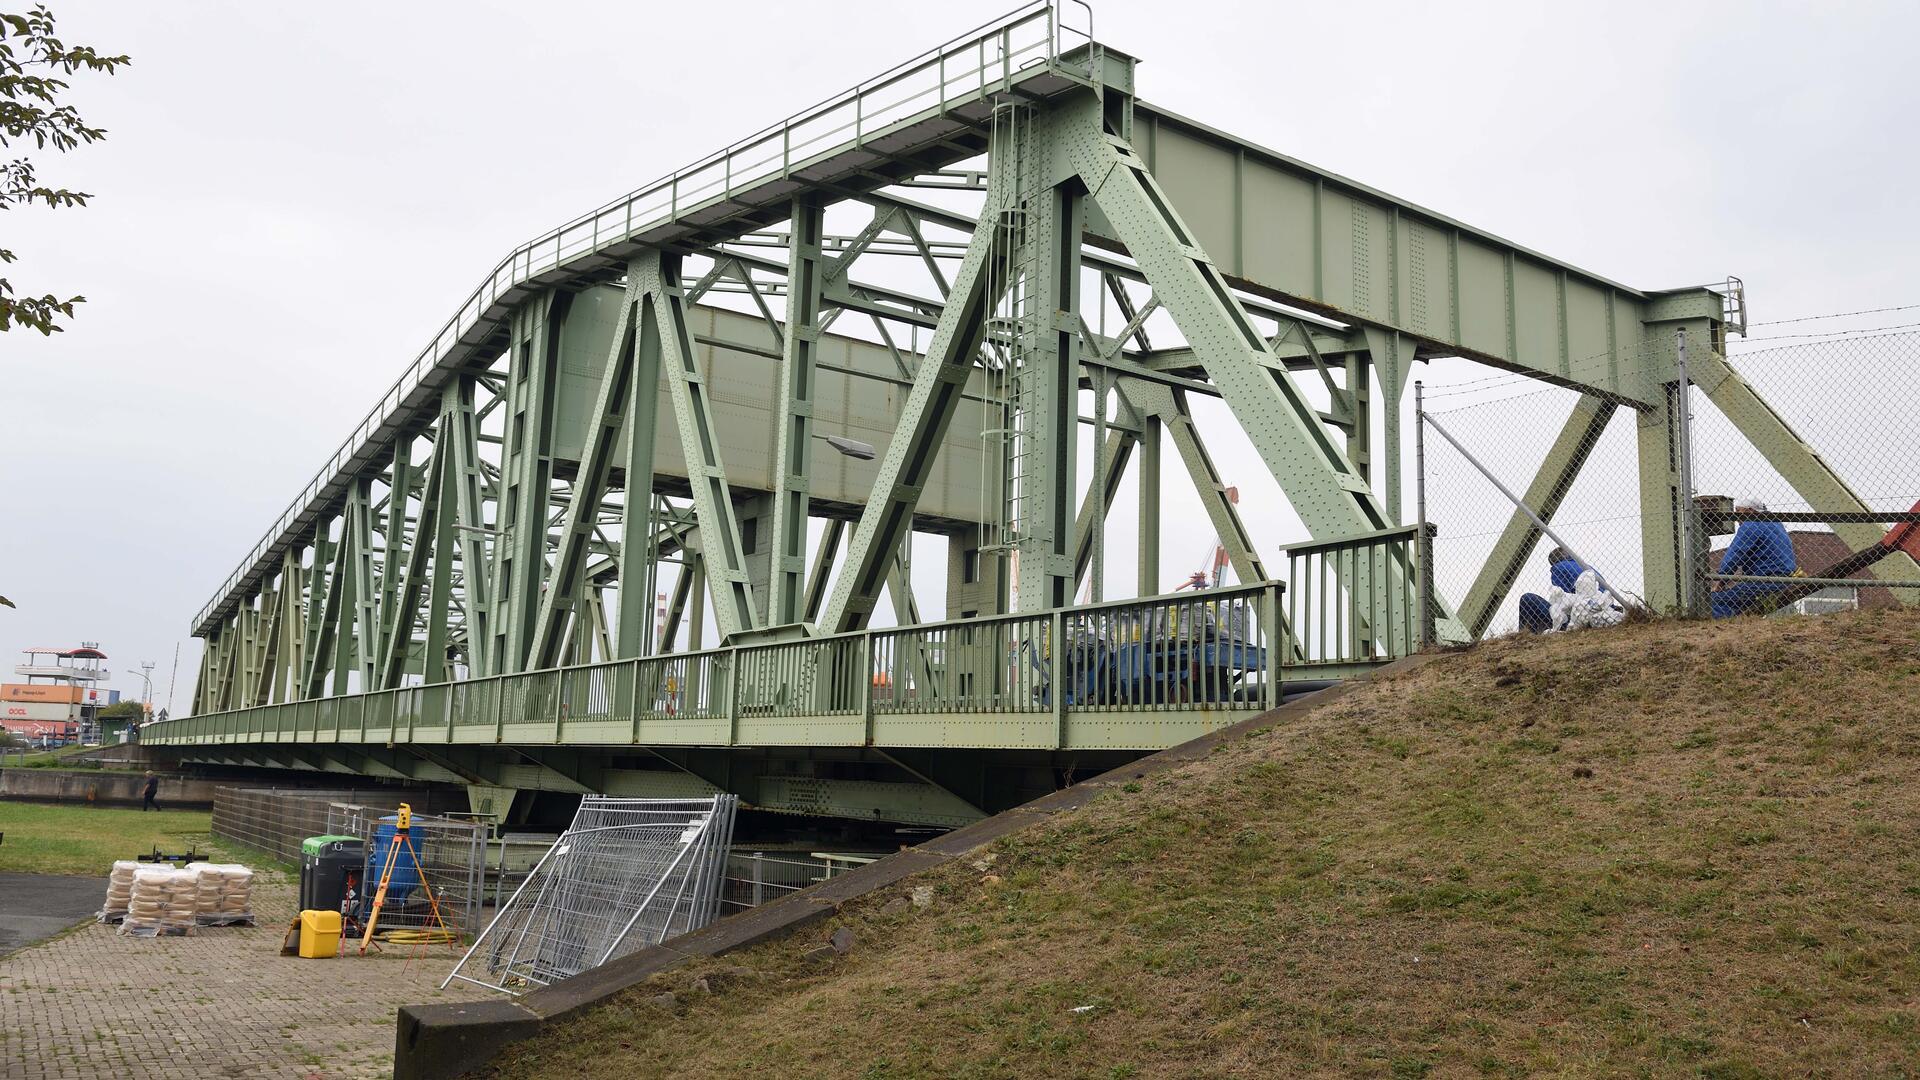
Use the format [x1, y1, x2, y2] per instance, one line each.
[5, 1, 1917, 707]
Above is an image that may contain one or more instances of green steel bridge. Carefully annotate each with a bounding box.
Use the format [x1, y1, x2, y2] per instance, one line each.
[144, 3, 1908, 827]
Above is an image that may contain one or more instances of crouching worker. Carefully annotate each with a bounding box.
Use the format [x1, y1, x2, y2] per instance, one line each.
[1713, 496, 1796, 618]
[1519, 546, 1623, 632]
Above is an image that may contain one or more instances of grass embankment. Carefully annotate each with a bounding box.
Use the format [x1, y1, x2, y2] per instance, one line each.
[0, 802, 215, 876]
[0, 742, 110, 768]
[491, 609, 1920, 1079]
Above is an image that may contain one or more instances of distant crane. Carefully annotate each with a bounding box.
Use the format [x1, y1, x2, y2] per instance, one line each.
[1175, 486, 1239, 592]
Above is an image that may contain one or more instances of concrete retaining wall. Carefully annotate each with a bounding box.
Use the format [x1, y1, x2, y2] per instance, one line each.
[0, 768, 224, 808]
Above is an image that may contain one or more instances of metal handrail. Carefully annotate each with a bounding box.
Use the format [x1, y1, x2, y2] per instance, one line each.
[1281, 528, 1424, 667]
[191, 2, 1094, 634]
[151, 582, 1286, 743]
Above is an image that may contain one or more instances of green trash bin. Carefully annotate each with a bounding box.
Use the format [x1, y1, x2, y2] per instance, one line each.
[299, 834, 364, 915]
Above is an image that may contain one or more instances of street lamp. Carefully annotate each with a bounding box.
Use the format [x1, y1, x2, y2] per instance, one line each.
[816, 434, 877, 461]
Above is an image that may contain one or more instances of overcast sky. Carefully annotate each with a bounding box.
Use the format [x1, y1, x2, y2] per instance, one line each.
[5, 0, 1917, 709]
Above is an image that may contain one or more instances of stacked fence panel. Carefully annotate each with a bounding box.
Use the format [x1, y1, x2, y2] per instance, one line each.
[447, 795, 738, 994]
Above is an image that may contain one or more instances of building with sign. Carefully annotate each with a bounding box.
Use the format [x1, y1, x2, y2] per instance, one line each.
[2, 645, 117, 744]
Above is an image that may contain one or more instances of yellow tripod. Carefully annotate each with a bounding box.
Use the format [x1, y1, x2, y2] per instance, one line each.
[358, 804, 452, 955]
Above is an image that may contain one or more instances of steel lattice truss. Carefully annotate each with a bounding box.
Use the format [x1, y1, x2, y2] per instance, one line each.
[155, 2, 1918, 826]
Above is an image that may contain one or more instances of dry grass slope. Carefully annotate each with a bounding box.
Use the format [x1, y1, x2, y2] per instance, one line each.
[488, 610, 1920, 1079]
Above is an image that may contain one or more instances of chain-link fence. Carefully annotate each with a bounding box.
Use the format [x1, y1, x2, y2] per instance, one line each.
[1416, 327, 1920, 639]
[211, 786, 437, 866]
[1686, 329, 1920, 616]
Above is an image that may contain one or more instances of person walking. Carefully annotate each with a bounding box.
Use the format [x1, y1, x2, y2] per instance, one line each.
[140, 770, 160, 812]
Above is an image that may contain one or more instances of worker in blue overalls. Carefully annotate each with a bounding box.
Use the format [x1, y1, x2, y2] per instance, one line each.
[1518, 546, 1587, 632]
[1713, 496, 1796, 617]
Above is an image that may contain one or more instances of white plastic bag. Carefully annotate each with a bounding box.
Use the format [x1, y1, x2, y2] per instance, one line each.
[1548, 570, 1625, 632]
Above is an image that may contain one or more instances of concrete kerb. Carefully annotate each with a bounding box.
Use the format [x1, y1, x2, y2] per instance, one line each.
[393, 655, 1438, 1080]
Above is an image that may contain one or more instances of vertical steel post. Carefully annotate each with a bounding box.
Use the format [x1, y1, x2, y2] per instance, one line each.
[1673, 328, 1697, 616]
[1414, 381, 1434, 649]
[1089, 369, 1108, 602]
[1137, 415, 1160, 596]
[769, 197, 826, 626]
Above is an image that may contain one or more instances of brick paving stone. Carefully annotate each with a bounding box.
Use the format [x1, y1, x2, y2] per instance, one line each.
[0, 867, 487, 1079]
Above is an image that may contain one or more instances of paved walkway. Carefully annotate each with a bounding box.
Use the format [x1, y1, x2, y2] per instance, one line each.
[0, 869, 487, 1079]
[0, 875, 100, 958]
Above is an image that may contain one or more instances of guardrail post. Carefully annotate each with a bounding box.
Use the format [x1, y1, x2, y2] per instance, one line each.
[725, 651, 740, 746]
[493, 678, 505, 743]
[1264, 581, 1286, 709]
[445, 684, 456, 742]
[624, 659, 641, 744]
[858, 633, 874, 744]
[1049, 609, 1067, 748]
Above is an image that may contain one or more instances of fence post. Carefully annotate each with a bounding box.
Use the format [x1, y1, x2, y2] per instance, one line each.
[1415, 381, 1435, 650]
[750, 852, 764, 907]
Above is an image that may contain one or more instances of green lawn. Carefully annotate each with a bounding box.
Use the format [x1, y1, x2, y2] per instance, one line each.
[0, 801, 217, 876]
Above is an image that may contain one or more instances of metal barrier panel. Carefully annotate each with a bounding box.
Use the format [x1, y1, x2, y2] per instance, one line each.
[446, 795, 739, 995]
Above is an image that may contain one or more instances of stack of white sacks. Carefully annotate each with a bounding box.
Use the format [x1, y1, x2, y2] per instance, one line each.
[184, 862, 256, 926]
[99, 860, 140, 922]
[119, 866, 200, 936]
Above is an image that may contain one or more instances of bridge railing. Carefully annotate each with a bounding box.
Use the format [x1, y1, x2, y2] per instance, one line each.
[151, 581, 1307, 748]
[1280, 524, 1429, 669]
[155, 527, 1446, 749]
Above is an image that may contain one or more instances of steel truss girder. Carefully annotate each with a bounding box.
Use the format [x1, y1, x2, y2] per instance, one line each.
[346, 477, 378, 689]
[1115, 375, 1269, 585]
[1069, 100, 1393, 543]
[643, 251, 761, 641]
[819, 166, 1009, 633]
[378, 426, 447, 688]
[492, 291, 569, 675]
[529, 267, 650, 669]
[445, 375, 493, 672]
